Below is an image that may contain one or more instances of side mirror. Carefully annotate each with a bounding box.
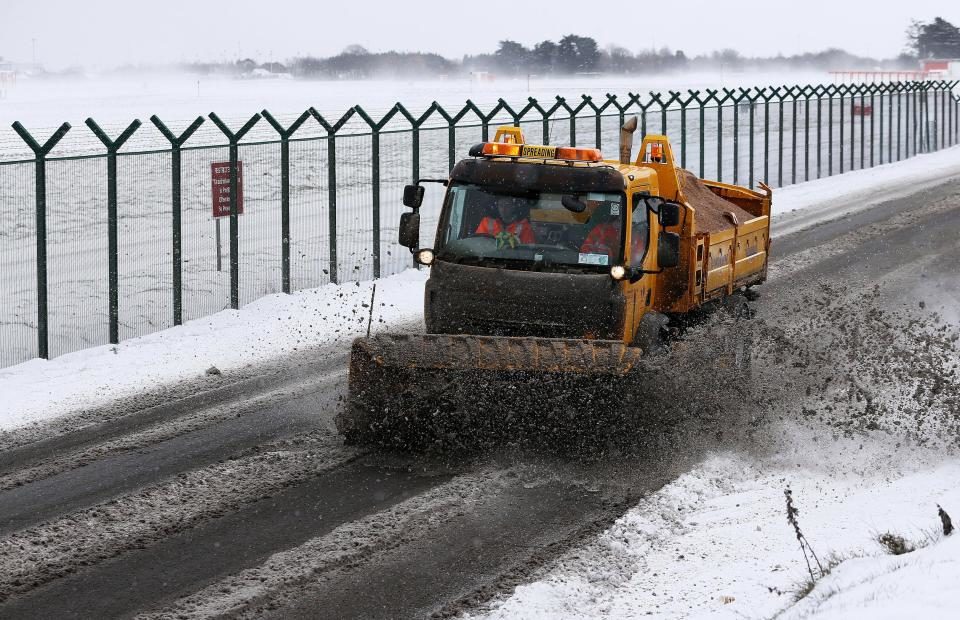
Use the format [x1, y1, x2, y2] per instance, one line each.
[660, 201, 681, 227]
[657, 232, 680, 269]
[399, 211, 420, 249]
[561, 194, 587, 213]
[403, 184, 425, 209]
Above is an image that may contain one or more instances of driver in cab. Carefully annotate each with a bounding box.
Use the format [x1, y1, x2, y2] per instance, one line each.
[475, 195, 536, 247]
[580, 201, 620, 258]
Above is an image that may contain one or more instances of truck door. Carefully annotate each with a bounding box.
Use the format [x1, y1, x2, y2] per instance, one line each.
[624, 195, 653, 342]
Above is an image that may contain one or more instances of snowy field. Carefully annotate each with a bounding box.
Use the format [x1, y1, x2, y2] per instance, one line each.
[0, 71, 832, 139]
[2, 71, 952, 368]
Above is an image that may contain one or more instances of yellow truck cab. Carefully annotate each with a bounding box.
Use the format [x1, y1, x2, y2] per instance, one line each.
[397, 124, 771, 348]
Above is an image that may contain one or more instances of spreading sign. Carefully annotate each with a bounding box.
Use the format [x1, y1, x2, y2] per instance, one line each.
[211, 161, 244, 218]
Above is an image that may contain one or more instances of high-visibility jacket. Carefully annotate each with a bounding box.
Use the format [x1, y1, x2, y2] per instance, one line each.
[580, 222, 620, 256]
[475, 217, 536, 244]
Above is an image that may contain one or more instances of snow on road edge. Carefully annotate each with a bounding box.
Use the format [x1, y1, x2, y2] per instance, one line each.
[771, 145, 960, 237]
[473, 424, 960, 619]
[0, 269, 428, 432]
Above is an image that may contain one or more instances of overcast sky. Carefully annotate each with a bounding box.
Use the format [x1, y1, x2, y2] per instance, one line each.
[1, 0, 956, 69]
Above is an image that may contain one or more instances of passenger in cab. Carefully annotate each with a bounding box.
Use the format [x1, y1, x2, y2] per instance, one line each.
[475, 195, 536, 246]
[580, 202, 621, 259]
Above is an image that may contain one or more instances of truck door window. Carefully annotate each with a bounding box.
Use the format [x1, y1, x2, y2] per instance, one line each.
[631, 201, 650, 265]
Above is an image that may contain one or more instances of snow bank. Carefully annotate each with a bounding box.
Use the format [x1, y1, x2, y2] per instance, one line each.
[477, 424, 960, 619]
[781, 534, 960, 619]
[772, 145, 960, 237]
[0, 269, 428, 432]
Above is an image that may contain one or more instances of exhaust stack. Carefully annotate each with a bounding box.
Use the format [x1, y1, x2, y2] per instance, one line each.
[619, 116, 638, 164]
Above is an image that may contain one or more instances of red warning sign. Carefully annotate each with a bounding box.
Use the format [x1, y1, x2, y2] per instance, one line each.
[211, 161, 244, 218]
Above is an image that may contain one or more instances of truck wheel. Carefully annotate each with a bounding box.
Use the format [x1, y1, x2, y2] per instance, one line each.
[633, 312, 670, 356]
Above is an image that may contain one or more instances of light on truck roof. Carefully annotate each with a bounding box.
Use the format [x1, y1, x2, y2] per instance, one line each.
[473, 142, 602, 162]
[556, 147, 602, 162]
[481, 142, 523, 157]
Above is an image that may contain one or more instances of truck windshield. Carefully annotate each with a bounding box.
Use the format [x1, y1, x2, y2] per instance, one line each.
[437, 183, 626, 270]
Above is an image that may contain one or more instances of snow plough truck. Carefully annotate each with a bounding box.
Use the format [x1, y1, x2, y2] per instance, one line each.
[338, 118, 772, 447]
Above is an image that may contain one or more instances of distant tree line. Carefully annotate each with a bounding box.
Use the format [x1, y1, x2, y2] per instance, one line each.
[289, 46, 455, 79]
[173, 19, 958, 81]
[906, 17, 960, 59]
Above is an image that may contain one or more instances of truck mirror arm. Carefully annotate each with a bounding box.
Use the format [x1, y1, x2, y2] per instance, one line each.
[627, 266, 664, 283]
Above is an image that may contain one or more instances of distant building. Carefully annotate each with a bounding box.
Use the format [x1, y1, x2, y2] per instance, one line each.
[921, 59, 960, 79]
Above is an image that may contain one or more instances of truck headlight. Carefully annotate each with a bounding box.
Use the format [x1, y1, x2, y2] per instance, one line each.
[610, 265, 626, 280]
[416, 249, 435, 266]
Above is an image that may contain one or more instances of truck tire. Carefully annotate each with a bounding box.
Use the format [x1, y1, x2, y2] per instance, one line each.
[633, 311, 670, 356]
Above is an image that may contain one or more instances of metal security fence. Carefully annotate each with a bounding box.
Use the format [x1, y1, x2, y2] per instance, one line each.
[1, 80, 958, 367]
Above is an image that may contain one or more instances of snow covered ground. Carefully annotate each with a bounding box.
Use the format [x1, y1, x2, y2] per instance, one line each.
[472, 425, 960, 619]
[0, 70, 830, 138]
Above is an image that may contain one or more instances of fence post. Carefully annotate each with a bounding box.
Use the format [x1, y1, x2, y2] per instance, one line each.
[636, 93, 653, 140]
[571, 97, 594, 148]
[731, 89, 741, 185]
[595, 96, 616, 150]
[208, 112, 261, 309]
[524, 97, 550, 143]
[10, 121, 70, 359]
[595, 94, 622, 152]
[777, 87, 786, 186]
[761, 88, 778, 185]
[814, 85, 824, 179]
[700, 88, 721, 179]
[939, 82, 945, 150]
[554, 97, 574, 147]
[878, 84, 885, 165]
[658, 92, 676, 137]
[355, 105, 401, 280]
[680, 91, 697, 170]
[493, 99, 520, 140]
[309, 107, 356, 286]
[555, 97, 575, 147]
[864, 84, 873, 170]
[743, 88, 757, 188]
[912, 82, 918, 155]
[441, 101, 483, 171]
[898, 84, 903, 161]
[150, 115, 204, 325]
[789, 86, 799, 185]
[86, 118, 142, 345]
[827, 85, 835, 176]
[869, 84, 876, 167]
[947, 82, 960, 145]
[887, 83, 894, 163]
[839, 84, 847, 174]
[515, 97, 546, 143]
[708, 89, 728, 181]
[261, 109, 310, 294]
[396, 103, 432, 270]
[802, 86, 811, 182]
[850, 85, 857, 171]
[397, 103, 433, 184]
